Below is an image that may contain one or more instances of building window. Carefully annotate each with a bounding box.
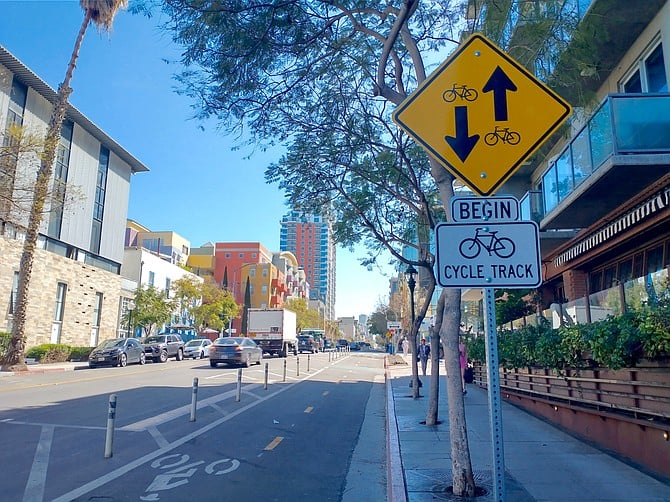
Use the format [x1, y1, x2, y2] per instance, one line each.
[262, 284, 268, 294]
[239, 253, 244, 258]
[262, 268, 268, 278]
[148, 271, 155, 286]
[9, 271, 19, 315]
[92, 292, 103, 327]
[54, 282, 67, 322]
[622, 42, 667, 93]
[48, 120, 73, 238]
[1, 79, 28, 218]
[90, 146, 109, 254]
[250, 269, 255, 278]
[165, 278, 171, 298]
[225, 253, 230, 258]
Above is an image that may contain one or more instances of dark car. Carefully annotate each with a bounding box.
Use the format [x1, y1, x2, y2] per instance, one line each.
[337, 339, 349, 349]
[142, 334, 185, 363]
[349, 341, 361, 351]
[209, 337, 263, 367]
[89, 338, 146, 368]
[298, 334, 318, 354]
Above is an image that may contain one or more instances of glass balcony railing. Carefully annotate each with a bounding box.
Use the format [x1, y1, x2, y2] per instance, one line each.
[507, 269, 669, 329]
[522, 93, 670, 221]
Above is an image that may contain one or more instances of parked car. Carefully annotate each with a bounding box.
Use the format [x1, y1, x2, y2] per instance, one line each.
[323, 339, 334, 351]
[89, 338, 146, 368]
[349, 341, 361, 351]
[297, 334, 318, 354]
[337, 339, 349, 349]
[209, 337, 263, 367]
[184, 338, 212, 359]
[141, 334, 185, 363]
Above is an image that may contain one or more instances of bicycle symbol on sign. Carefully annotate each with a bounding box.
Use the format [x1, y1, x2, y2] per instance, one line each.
[442, 83, 478, 103]
[140, 453, 240, 500]
[459, 227, 515, 259]
[484, 126, 521, 146]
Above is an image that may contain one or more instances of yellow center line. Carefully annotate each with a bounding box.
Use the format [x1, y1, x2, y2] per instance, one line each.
[304, 406, 313, 413]
[264, 436, 284, 451]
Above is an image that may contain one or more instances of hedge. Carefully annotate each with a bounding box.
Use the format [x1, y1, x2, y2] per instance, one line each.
[464, 297, 670, 371]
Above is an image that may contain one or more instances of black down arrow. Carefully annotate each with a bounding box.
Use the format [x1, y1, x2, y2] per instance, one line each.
[445, 106, 479, 162]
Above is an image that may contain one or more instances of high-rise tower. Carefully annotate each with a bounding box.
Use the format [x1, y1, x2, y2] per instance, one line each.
[280, 211, 336, 320]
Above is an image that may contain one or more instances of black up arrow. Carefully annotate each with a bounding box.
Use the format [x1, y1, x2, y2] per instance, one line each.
[482, 66, 517, 121]
[445, 106, 479, 162]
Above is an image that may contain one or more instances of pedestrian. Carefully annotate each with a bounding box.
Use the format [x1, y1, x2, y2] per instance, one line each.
[418, 338, 430, 376]
[459, 336, 468, 395]
[401, 336, 409, 356]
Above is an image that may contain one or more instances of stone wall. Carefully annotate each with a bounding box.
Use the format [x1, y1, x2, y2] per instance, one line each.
[0, 236, 123, 348]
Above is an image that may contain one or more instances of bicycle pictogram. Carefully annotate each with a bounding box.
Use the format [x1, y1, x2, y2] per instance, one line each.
[459, 227, 515, 259]
[484, 126, 521, 146]
[140, 453, 240, 500]
[442, 83, 478, 103]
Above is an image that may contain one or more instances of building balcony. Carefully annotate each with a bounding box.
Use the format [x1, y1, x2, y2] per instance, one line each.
[522, 93, 670, 232]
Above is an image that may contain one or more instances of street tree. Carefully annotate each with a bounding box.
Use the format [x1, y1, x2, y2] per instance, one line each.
[284, 298, 323, 332]
[151, 0, 474, 494]
[3, 0, 128, 372]
[191, 280, 239, 332]
[132, 285, 174, 338]
[171, 276, 202, 325]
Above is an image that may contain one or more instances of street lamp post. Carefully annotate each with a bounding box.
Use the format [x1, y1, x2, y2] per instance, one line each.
[405, 264, 417, 337]
[127, 300, 136, 338]
[405, 264, 420, 396]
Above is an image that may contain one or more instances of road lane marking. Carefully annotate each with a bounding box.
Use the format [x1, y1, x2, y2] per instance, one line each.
[148, 426, 170, 448]
[23, 425, 53, 502]
[304, 406, 313, 413]
[51, 364, 331, 502]
[264, 436, 284, 451]
[322, 391, 329, 396]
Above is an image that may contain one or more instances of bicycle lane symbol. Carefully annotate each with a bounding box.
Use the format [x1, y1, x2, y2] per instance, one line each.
[140, 453, 240, 501]
[458, 227, 515, 259]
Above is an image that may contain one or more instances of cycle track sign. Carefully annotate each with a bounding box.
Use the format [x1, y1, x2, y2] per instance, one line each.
[435, 220, 541, 289]
[392, 33, 571, 196]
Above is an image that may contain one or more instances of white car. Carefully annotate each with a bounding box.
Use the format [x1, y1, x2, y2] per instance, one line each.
[184, 338, 212, 359]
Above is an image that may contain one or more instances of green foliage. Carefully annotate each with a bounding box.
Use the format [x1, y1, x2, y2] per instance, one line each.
[465, 304, 670, 371]
[0, 331, 11, 363]
[69, 346, 94, 361]
[284, 298, 322, 332]
[495, 290, 535, 326]
[132, 285, 174, 337]
[25, 344, 70, 363]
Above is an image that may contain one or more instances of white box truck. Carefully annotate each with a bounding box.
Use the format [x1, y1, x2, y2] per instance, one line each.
[247, 308, 298, 357]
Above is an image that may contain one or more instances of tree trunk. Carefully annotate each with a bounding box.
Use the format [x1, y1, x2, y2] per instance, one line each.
[2, 12, 91, 372]
[425, 326, 440, 425]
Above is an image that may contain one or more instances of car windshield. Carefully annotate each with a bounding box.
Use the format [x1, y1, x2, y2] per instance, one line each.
[185, 340, 203, 347]
[96, 339, 123, 349]
[144, 336, 165, 343]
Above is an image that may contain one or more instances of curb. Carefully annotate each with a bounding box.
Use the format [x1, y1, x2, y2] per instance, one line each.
[0, 363, 86, 376]
[386, 369, 408, 502]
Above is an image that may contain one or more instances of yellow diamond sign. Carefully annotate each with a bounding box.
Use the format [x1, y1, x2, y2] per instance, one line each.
[393, 33, 572, 196]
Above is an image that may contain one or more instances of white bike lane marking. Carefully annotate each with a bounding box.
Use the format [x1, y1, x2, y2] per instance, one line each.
[22, 424, 54, 502]
[51, 365, 330, 502]
[139, 454, 241, 501]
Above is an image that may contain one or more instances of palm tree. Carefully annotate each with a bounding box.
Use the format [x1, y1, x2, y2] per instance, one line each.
[2, 0, 128, 372]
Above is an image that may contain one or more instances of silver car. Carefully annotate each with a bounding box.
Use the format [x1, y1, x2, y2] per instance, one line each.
[209, 337, 263, 367]
[184, 338, 212, 359]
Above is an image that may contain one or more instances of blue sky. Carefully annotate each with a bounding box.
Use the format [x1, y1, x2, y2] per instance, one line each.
[0, 0, 394, 318]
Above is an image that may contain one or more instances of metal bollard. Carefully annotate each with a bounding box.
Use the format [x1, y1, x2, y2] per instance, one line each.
[190, 377, 199, 422]
[297, 356, 300, 377]
[236, 368, 242, 402]
[104, 394, 117, 458]
[283, 359, 287, 382]
[264, 362, 269, 390]
[307, 354, 310, 372]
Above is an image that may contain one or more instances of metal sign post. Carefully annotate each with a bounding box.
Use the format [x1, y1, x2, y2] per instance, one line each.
[484, 287, 505, 501]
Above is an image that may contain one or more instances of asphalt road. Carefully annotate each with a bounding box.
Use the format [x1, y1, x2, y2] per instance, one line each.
[0, 351, 387, 501]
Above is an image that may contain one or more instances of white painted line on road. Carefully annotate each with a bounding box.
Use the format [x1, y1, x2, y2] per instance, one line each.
[23, 425, 54, 502]
[51, 365, 330, 502]
[209, 402, 229, 415]
[1, 420, 105, 430]
[147, 426, 169, 448]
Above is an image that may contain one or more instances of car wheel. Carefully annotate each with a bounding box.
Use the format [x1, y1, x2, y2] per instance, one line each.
[210, 360, 217, 368]
[88, 363, 96, 369]
[176, 349, 184, 361]
[118, 353, 127, 367]
[139, 352, 146, 365]
[199, 350, 204, 359]
[159, 350, 168, 363]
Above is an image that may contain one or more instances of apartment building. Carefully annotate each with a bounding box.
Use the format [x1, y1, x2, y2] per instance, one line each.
[280, 211, 336, 320]
[0, 46, 149, 347]
[469, 0, 670, 322]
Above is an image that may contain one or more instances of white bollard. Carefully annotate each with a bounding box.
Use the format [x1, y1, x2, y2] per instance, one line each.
[283, 359, 287, 382]
[104, 394, 117, 458]
[307, 354, 311, 372]
[296, 356, 300, 377]
[236, 368, 242, 402]
[264, 363, 269, 390]
[190, 377, 199, 422]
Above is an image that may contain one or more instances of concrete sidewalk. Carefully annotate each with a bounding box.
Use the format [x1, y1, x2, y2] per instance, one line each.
[0, 361, 87, 376]
[386, 361, 670, 501]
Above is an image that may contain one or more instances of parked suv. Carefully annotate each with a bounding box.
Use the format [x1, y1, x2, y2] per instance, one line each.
[297, 334, 318, 354]
[142, 334, 185, 362]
